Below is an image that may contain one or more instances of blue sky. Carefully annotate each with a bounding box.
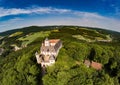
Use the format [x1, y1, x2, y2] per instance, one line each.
[0, 0, 120, 32]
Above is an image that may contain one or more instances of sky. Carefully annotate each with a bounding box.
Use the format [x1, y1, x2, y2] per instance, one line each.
[0, 0, 120, 32]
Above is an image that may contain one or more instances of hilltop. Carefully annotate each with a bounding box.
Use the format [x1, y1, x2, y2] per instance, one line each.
[0, 26, 120, 85]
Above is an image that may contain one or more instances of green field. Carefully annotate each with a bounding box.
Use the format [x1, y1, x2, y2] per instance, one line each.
[9, 32, 23, 37]
[18, 31, 51, 46]
[0, 26, 120, 85]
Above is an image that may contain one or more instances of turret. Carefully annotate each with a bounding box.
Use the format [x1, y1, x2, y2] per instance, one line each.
[35, 52, 41, 64]
[44, 38, 50, 46]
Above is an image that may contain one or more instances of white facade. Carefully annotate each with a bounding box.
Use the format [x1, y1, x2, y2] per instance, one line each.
[41, 51, 57, 56]
[44, 38, 50, 46]
[35, 38, 62, 67]
[35, 52, 41, 64]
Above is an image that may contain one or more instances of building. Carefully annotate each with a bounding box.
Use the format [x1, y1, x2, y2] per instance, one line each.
[84, 60, 102, 70]
[35, 38, 62, 67]
[84, 60, 91, 67]
[91, 61, 102, 70]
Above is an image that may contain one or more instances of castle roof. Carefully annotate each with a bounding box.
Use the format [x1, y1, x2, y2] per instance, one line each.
[49, 39, 60, 44]
[41, 38, 61, 53]
[49, 55, 55, 60]
[43, 55, 50, 62]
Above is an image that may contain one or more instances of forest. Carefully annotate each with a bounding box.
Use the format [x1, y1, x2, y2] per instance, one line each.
[0, 26, 120, 85]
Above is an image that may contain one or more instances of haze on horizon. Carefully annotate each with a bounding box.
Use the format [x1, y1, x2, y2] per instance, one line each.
[0, 0, 120, 32]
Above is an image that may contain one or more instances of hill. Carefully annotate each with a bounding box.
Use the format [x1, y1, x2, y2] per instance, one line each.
[0, 26, 120, 85]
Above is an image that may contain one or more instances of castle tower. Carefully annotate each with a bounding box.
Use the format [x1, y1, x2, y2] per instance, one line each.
[35, 52, 41, 64]
[44, 38, 50, 46]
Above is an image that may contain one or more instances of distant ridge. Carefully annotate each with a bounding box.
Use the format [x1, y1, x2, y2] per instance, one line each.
[0, 25, 120, 37]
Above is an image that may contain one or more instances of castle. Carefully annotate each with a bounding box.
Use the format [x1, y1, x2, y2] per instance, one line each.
[35, 38, 62, 67]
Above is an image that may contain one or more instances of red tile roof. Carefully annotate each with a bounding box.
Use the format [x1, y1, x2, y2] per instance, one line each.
[91, 61, 102, 70]
[49, 39, 60, 43]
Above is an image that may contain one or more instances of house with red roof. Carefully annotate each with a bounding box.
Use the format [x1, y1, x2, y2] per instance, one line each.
[84, 60, 102, 70]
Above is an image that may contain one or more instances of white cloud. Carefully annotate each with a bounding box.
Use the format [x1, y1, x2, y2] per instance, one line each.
[0, 17, 24, 32]
[0, 7, 71, 17]
[0, 7, 120, 32]
[73, 11, 105, 19]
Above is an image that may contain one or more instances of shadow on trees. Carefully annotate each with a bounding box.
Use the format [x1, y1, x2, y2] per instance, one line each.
[87, 48, 96, 61]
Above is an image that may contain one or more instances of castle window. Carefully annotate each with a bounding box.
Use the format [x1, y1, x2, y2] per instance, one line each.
[47, 49, 49, 52]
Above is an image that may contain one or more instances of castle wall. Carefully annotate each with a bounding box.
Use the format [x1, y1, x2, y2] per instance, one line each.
[36, 38, 62, 67]
[35, 54, 41, 64]
[41, 51, 57, 56]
